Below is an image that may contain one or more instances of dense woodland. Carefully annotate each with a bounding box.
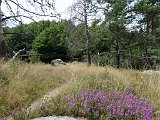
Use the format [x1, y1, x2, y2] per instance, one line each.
[1, 0, 160, 70]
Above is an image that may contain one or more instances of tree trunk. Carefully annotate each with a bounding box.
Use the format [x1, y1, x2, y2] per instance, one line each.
[0, 0, 6, 58]
[115, 38, 120, 69]
[144, 16, 152, 69]
[145, 16, 149, 56]
[0, 0, 10, 59]
[84, 0, 91, 66]
[0, 0, 3, 43]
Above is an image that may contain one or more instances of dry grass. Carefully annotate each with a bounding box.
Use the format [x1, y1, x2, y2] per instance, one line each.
[59, 64, 160, 116]
[0, 61, 72, 116]
[0, 61, 160, 117]
[105, 67, 160, 106]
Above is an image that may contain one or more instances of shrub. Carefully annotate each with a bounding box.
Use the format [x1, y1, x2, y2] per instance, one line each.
[53, 87, 153, 120]
[32, 22, 68, 63]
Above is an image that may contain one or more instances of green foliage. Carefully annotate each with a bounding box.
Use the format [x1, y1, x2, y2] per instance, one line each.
[32, 22, 68, 63]
[4, 20, 52, 52]
[28, 50, 39, 63]
[3, 0, 160, 68]
[91, 24, 111, 54]
[67, 23, 86, 60]
[5, 24, 33, 51]
[27, 20, 51, 38]
[96, 0, 160, 69]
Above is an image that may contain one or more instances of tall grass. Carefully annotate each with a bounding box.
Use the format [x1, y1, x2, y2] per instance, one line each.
[0, 61, 160, 119]
[0, 61, 72, 117]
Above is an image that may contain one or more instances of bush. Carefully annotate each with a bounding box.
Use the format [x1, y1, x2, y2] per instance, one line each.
[48, 87, 153, 120]
[29, 50, 39, 63]
[32, 22, 68, 63]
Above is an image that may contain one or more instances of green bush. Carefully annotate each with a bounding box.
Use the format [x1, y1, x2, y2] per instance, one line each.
[32, 22, 68, 63]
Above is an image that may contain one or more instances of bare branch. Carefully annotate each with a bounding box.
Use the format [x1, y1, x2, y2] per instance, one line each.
[7, 0, 57, 17]
[2, 15, 36, 22]
[73, 16, 84, 23]
[10, 48, 26, 62]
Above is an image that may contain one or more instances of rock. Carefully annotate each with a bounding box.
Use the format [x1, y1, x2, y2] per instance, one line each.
[51, 59, 66, 66]
[142, 70, 160, 77]
[72, 61, 79, 64]
[32, 116, 77, 120]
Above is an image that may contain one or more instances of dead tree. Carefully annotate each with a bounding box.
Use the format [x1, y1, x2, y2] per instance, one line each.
[10, 48, 26, 62]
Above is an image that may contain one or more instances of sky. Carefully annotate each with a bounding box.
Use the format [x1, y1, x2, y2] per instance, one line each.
[2, 0, 75, 26]
[55, 0, 74, 19]
[2, 0, 105, 26]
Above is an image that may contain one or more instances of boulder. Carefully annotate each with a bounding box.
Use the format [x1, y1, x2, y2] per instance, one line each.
[51, 59, 66, 66]
[72, 61, 79, 64]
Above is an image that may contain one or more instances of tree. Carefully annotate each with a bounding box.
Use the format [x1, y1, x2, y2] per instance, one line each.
[90, 21, 113, 66]
[134, 0, 160, 68]
[97, 0, 160, 69]
[0, 0, 57, 59]
[32, 22, 68, 63]
[97, 0, 134, 68]
[69, 0, 98, 65]
[5, 20, 51, 51]
[67, 23, 86, 61]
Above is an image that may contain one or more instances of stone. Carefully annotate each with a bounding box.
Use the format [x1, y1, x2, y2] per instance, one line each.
[51, 59, 66, 66]
[32, 116, 77, 120]
[72, 61, 79, 64]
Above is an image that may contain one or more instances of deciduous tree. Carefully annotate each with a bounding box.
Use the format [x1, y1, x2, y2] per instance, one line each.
[0, 0, 57, 58]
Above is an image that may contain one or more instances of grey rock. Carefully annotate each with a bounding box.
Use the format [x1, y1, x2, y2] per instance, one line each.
[72, 61, 79, 64]
[32, 116, 77, 120]
[51, 59, 66, 66]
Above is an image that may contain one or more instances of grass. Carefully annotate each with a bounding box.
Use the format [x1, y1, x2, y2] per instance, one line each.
[0, 61, 160, 119]
[0, 60, 72, 117]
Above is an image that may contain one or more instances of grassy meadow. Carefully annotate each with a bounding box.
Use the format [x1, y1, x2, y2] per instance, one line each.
[0, 61, 160, 119]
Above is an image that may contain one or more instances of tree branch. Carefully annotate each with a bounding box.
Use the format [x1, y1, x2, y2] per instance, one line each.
[8, 0, 57, 17]
[2, 15, 36, 22]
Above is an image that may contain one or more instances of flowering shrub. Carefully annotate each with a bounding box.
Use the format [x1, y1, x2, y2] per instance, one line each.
[10, 87, 153, 120]
[59, 88, 153, 120]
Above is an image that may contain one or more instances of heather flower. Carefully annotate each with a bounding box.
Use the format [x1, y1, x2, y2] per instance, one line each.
[58, 87, 153, 120]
